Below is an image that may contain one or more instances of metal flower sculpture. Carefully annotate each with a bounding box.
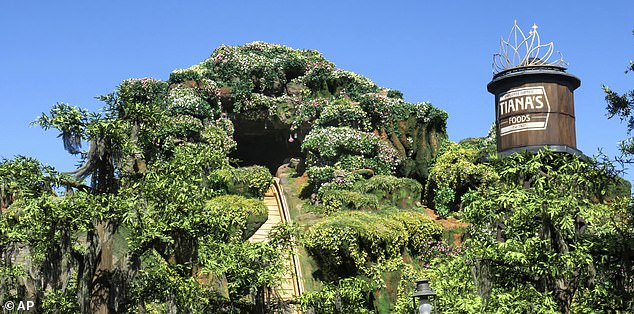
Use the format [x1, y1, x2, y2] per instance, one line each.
[493, 21, 566, 74]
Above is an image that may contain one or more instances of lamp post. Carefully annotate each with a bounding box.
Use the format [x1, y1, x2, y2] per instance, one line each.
[412, 278, 437, 314]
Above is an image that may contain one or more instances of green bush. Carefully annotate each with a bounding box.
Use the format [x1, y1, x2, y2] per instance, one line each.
[299, 277, 376, 314]
[426, 141, 497, 214]
[302, 126, 400, 175]
[315, 99, 370, 130]
[382, 209, 443, 253]
[358, 92, 447, 128]
[304, 211, 408, 280]
[169, 67, 204, 83]
[319, 189, 379, 214]
[118, 78, 169, 107]
[306, 165, 336, 189]
[204, 195, 268, 241]
[327, 69, 379, 100]
[354, 175, 422, 208]
[167, 87, 220, 119]
[213, 166, 272, 199]
[433, 184, 455, 218]
[303, 209, 440, 281]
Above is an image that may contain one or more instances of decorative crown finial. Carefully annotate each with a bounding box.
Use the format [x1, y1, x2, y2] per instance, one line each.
[493, 22, 566, 74]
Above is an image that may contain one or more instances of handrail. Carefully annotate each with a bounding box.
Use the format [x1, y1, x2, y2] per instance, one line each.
[271, 177, 305, 298]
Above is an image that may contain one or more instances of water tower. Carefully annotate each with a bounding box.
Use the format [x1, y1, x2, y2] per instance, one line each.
[487, 22, 582, 156]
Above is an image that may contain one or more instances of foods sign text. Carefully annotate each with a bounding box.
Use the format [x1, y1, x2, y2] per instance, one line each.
[497, 86, 550, 136]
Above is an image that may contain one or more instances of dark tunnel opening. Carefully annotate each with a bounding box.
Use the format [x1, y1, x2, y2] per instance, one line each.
[230, 118, 305, 174]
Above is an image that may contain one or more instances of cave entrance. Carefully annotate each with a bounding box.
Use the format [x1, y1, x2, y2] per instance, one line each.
[231, 118, 305, 174]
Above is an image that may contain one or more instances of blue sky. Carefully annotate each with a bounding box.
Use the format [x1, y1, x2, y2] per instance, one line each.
[1, 1, 633, 180]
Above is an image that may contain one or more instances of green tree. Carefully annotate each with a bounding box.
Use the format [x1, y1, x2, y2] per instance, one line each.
[0, 76, 285, 313]
[429, 150, 633, 313]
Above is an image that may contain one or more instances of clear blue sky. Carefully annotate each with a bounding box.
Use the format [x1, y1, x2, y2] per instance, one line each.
[1, 1, 633, 180]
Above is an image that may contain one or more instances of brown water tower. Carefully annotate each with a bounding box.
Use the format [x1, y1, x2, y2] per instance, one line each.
[487, 22, 582, 156]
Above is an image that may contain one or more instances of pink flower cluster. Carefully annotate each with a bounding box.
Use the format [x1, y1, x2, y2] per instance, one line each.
[418, 240, 464, 268]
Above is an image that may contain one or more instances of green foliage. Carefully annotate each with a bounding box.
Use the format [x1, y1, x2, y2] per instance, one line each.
[299, 277, 376, 314]
[34, 103, 89, 154]
[170, 41, 330, 101]
[118, 77, 169, 107]
[433, 185, 454, 217]
[213, 166, 273, 199]
[40, 281, 80, 314]
[167, 87, 220, 119]
[0, 156, 69, 205]
[306, 165, 336, 189]
[384, 209, 443, 253]
[417, 240, 463, 268]
[457, 122, 497, 158]
[197, 241, 286, 299]
[303, 210, 441, 281]
[602, 30, 634, 159]
[455, 150, 634, 313]
[204, 195, 268, 242]
[5, 41, 453, 312]
[319, 189, 379, 214]
[354, 175, 423, 208]
[302, 126, 400, 175]
[358, 92, 447, 129]
[315, 98, 370, 130]
[426, 141, 498, 215]
[130, 249, 232, 313]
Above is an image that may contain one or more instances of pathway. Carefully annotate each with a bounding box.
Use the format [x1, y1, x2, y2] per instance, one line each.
[248, 177, 304, 307]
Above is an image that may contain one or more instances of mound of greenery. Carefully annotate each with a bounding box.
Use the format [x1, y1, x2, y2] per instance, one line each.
[168, 42, 447, 185]
[0, 41, 450, 313]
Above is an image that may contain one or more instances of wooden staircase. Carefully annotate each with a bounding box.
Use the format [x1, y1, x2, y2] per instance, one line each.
[248, 177, 304, 309]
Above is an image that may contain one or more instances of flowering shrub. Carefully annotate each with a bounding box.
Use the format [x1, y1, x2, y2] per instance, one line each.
[302, 126, 400, 174]
[315, 98, 370, 130]
[319, 169, 360, 190]
[329, 69, 379, 99]
[115, 78, 169, 123]
[358, 92, 448, 128]
[201, 124, 237, 155]
[167, 88, 219, 119]
[168, 66, 205, 83]
[119, 77, 169, 105]
[337, 154, 381, 173]
[418, 240, 463, 268]
[289, 97, 327, 130]
[306, 165, 336, 188]
[170, 41, 332, 102]
[214, 117, 235, 139]
[235, 94, 294, 116]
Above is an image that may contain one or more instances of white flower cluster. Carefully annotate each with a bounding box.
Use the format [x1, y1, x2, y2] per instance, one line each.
[303, 126, 401, 173]
[411, 102, 433, 122]
[315, 101, 369, 129]
[167, 88, 211, 116]
[331, 69, 376, 89]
